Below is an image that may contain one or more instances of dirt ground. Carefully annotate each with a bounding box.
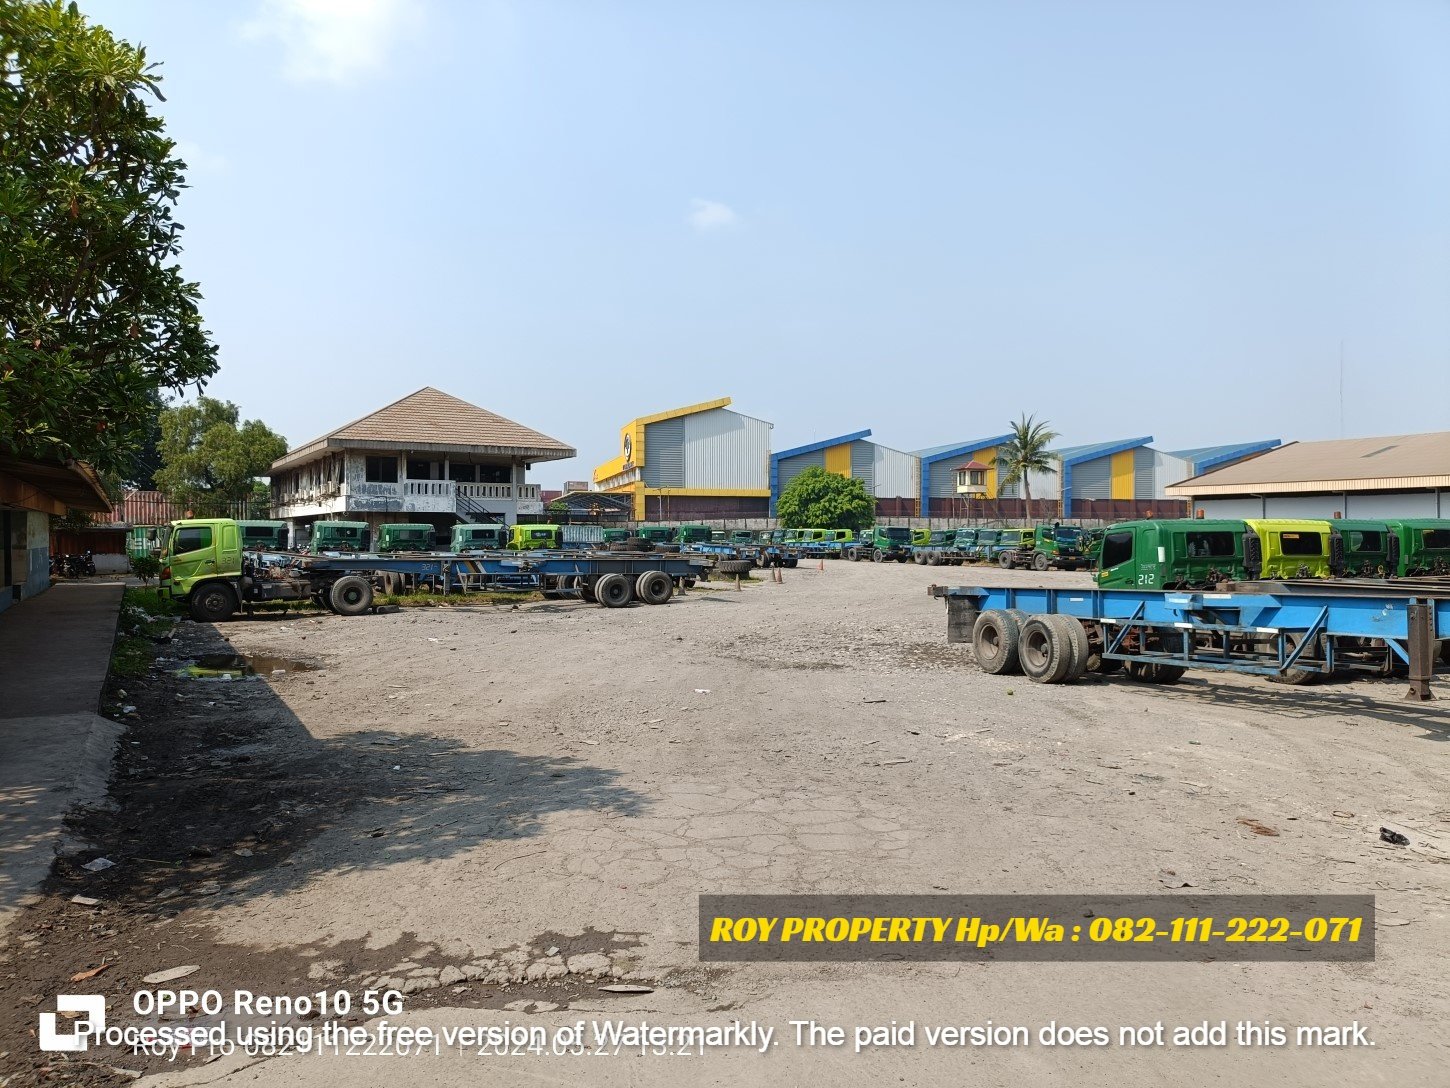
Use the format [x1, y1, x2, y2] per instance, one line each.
[4, 561, 1448, 1086]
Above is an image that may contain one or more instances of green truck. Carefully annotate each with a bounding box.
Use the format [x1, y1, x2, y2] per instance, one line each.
[377, 523, 436, 552]
[997, 524, 1091, 571]
[305, 521, 370, 553]
[509, 524, 562, 550]
[450, 524, 508, 551]
[844, 526, 913, 562]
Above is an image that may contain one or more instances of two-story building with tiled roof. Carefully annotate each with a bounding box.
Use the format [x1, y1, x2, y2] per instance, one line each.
[269, 387, 574, 545]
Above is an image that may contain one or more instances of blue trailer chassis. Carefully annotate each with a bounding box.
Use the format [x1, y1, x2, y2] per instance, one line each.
[930, 583, 1450, 700]
[279, 549, 710, 595]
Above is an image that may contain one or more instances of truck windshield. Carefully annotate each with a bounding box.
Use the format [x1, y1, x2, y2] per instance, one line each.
[977, 531, 999, 545]
[1054, 527, 1082, 543]
[883, 528, 911, 541]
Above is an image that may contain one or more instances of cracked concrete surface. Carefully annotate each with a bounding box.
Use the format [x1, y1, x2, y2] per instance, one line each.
[131, 563, 1449, 1087]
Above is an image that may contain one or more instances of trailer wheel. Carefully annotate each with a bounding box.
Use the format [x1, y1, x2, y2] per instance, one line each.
[1019, 616, 1075, 684]
[595, 573, 632, 607]
[635, 570, 673, 605]
[1086, 648, 1124, 674]
[1126, 661, 1186, 684]
[1441, 641, 1450, 668]
[329, 575, 374, 616]
[1032, 552, 1050, 572]
[579, 579, 597, 602]
[625, 537, 653, 552]
[971, 610, 1022, 675]
[785, 555, 799, 568]
[1051, 615, 1091, 680]
[717, 559, 753, 575]
[189, 581, 238, 623]
[998, 552, 1014, 569]
[1270, 633, 1321, 686]
[871, 549, 884, 563]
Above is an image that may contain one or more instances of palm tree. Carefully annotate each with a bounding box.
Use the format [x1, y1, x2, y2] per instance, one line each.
[994, 414, 1059, 522]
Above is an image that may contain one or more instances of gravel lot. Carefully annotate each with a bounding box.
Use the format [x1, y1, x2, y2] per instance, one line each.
[12, 560, 1449, 1087]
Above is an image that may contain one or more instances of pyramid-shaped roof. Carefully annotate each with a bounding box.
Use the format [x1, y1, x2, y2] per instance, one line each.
[271, 387, 575, 472]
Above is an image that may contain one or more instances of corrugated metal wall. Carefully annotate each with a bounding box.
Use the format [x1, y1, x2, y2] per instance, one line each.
[1134, 446, 1155, 499]
[1152, 451, 1192, 497]
[777, 448, 826, 489]
[927, 460, 961, 499]
[681, 409, 771, 488]
[643, 418, 685, 487]
[851, 442, 876, 494]
[1000, 467, 1059, 501]
[872, 445, 916, 498]
[1071, 457, 1112, 499]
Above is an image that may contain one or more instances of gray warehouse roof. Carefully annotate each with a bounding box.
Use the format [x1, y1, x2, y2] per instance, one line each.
[1166, 431, 1450, 496]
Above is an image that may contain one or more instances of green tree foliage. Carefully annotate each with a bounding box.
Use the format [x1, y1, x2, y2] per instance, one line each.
[775, 466, 875, 530]
[154, 397, 286, 514]
[0, 0, 217, 473]
[994, 413, 1060, 521]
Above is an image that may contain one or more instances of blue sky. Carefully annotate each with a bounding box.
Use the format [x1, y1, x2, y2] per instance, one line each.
[84, 0, 1450, 486]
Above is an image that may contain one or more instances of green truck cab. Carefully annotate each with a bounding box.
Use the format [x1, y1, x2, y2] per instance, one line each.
[237, 520, 289, 551]
[377, 523, 435, 553]
[510, 524, 562, 550]
[1389, 519, 1450, 576]
[1331, 520, 1395, 577]
[675, 524, 713, 544]
[953, 528, 978, 552]
[160, 519, 243, 612]
[635, 526, 676, 545]
[306, 521, 370, 553]
[1243, 519, 1332, 579]
[970, 528, 1000, 559]
[727, 530, 756, 545]
[909, 527, 931, 547]
[999, 523, 1090, 571]
[846, 526, 913, 562]
[450, 524, 507, 551]
[600, 528, 630, 545]
[1096, 519, 1247, 589]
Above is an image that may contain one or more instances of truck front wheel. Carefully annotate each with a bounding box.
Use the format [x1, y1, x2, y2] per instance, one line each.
[189, 581, 239, 623]
[1032, 552, 1050, 571]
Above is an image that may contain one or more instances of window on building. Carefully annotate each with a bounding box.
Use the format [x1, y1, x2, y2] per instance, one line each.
[172, 526, 212, 554]
[478, 463, 510, 484]
[447, 462, 477, 482]
[1279, 531, 1323, 556]
[970, 469, 985, 486]
[1101, 530, 1133, 569]
[365, 456, 398, 483]
[1183, 531, 1235, 558]
[406, 459, 434, 480]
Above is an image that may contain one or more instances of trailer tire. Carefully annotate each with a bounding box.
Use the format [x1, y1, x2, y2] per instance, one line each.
[579, 579, 597, 602]
[625, 537, 653, 552]
[1019, 616, 1075, 684]
[1086, 647, 1124, 674]
[1270, 633, 1321, 686]
[595, 573, 632, 607]
[717, 559, 753, 576]
[871, 549, 884, 563]
[971, 610, 1022, 675]
[329, 575, 374, 616]
[1442, 640, 1450, 667]
[784, 555, 799, 568]
[1126, 661, 1186, 684]
[1032, 552, 1050, 572]
[189, 581, 238, 623]
[998, 552, 1014, 569]
[1051, 615, 1091, 680]
[635, 570, 673, 605]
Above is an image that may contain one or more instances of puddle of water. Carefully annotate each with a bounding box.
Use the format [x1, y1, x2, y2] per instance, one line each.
[176, 653, 318, 681]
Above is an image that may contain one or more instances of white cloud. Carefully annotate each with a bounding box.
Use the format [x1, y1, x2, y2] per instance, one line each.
[239, 0, 419, 85]
[688, 198, 740, 232]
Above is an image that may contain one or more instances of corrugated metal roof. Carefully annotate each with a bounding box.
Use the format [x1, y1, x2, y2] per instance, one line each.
[1168, 439, 1281, 472]
[1052, 436, 1153, 464]
[633, 396, 733, 427]
[914, 434, 1014, 462]
[272, 388, 575, 472]
[1166, 431, 1450, 495]
[772, 429, 872, 462]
